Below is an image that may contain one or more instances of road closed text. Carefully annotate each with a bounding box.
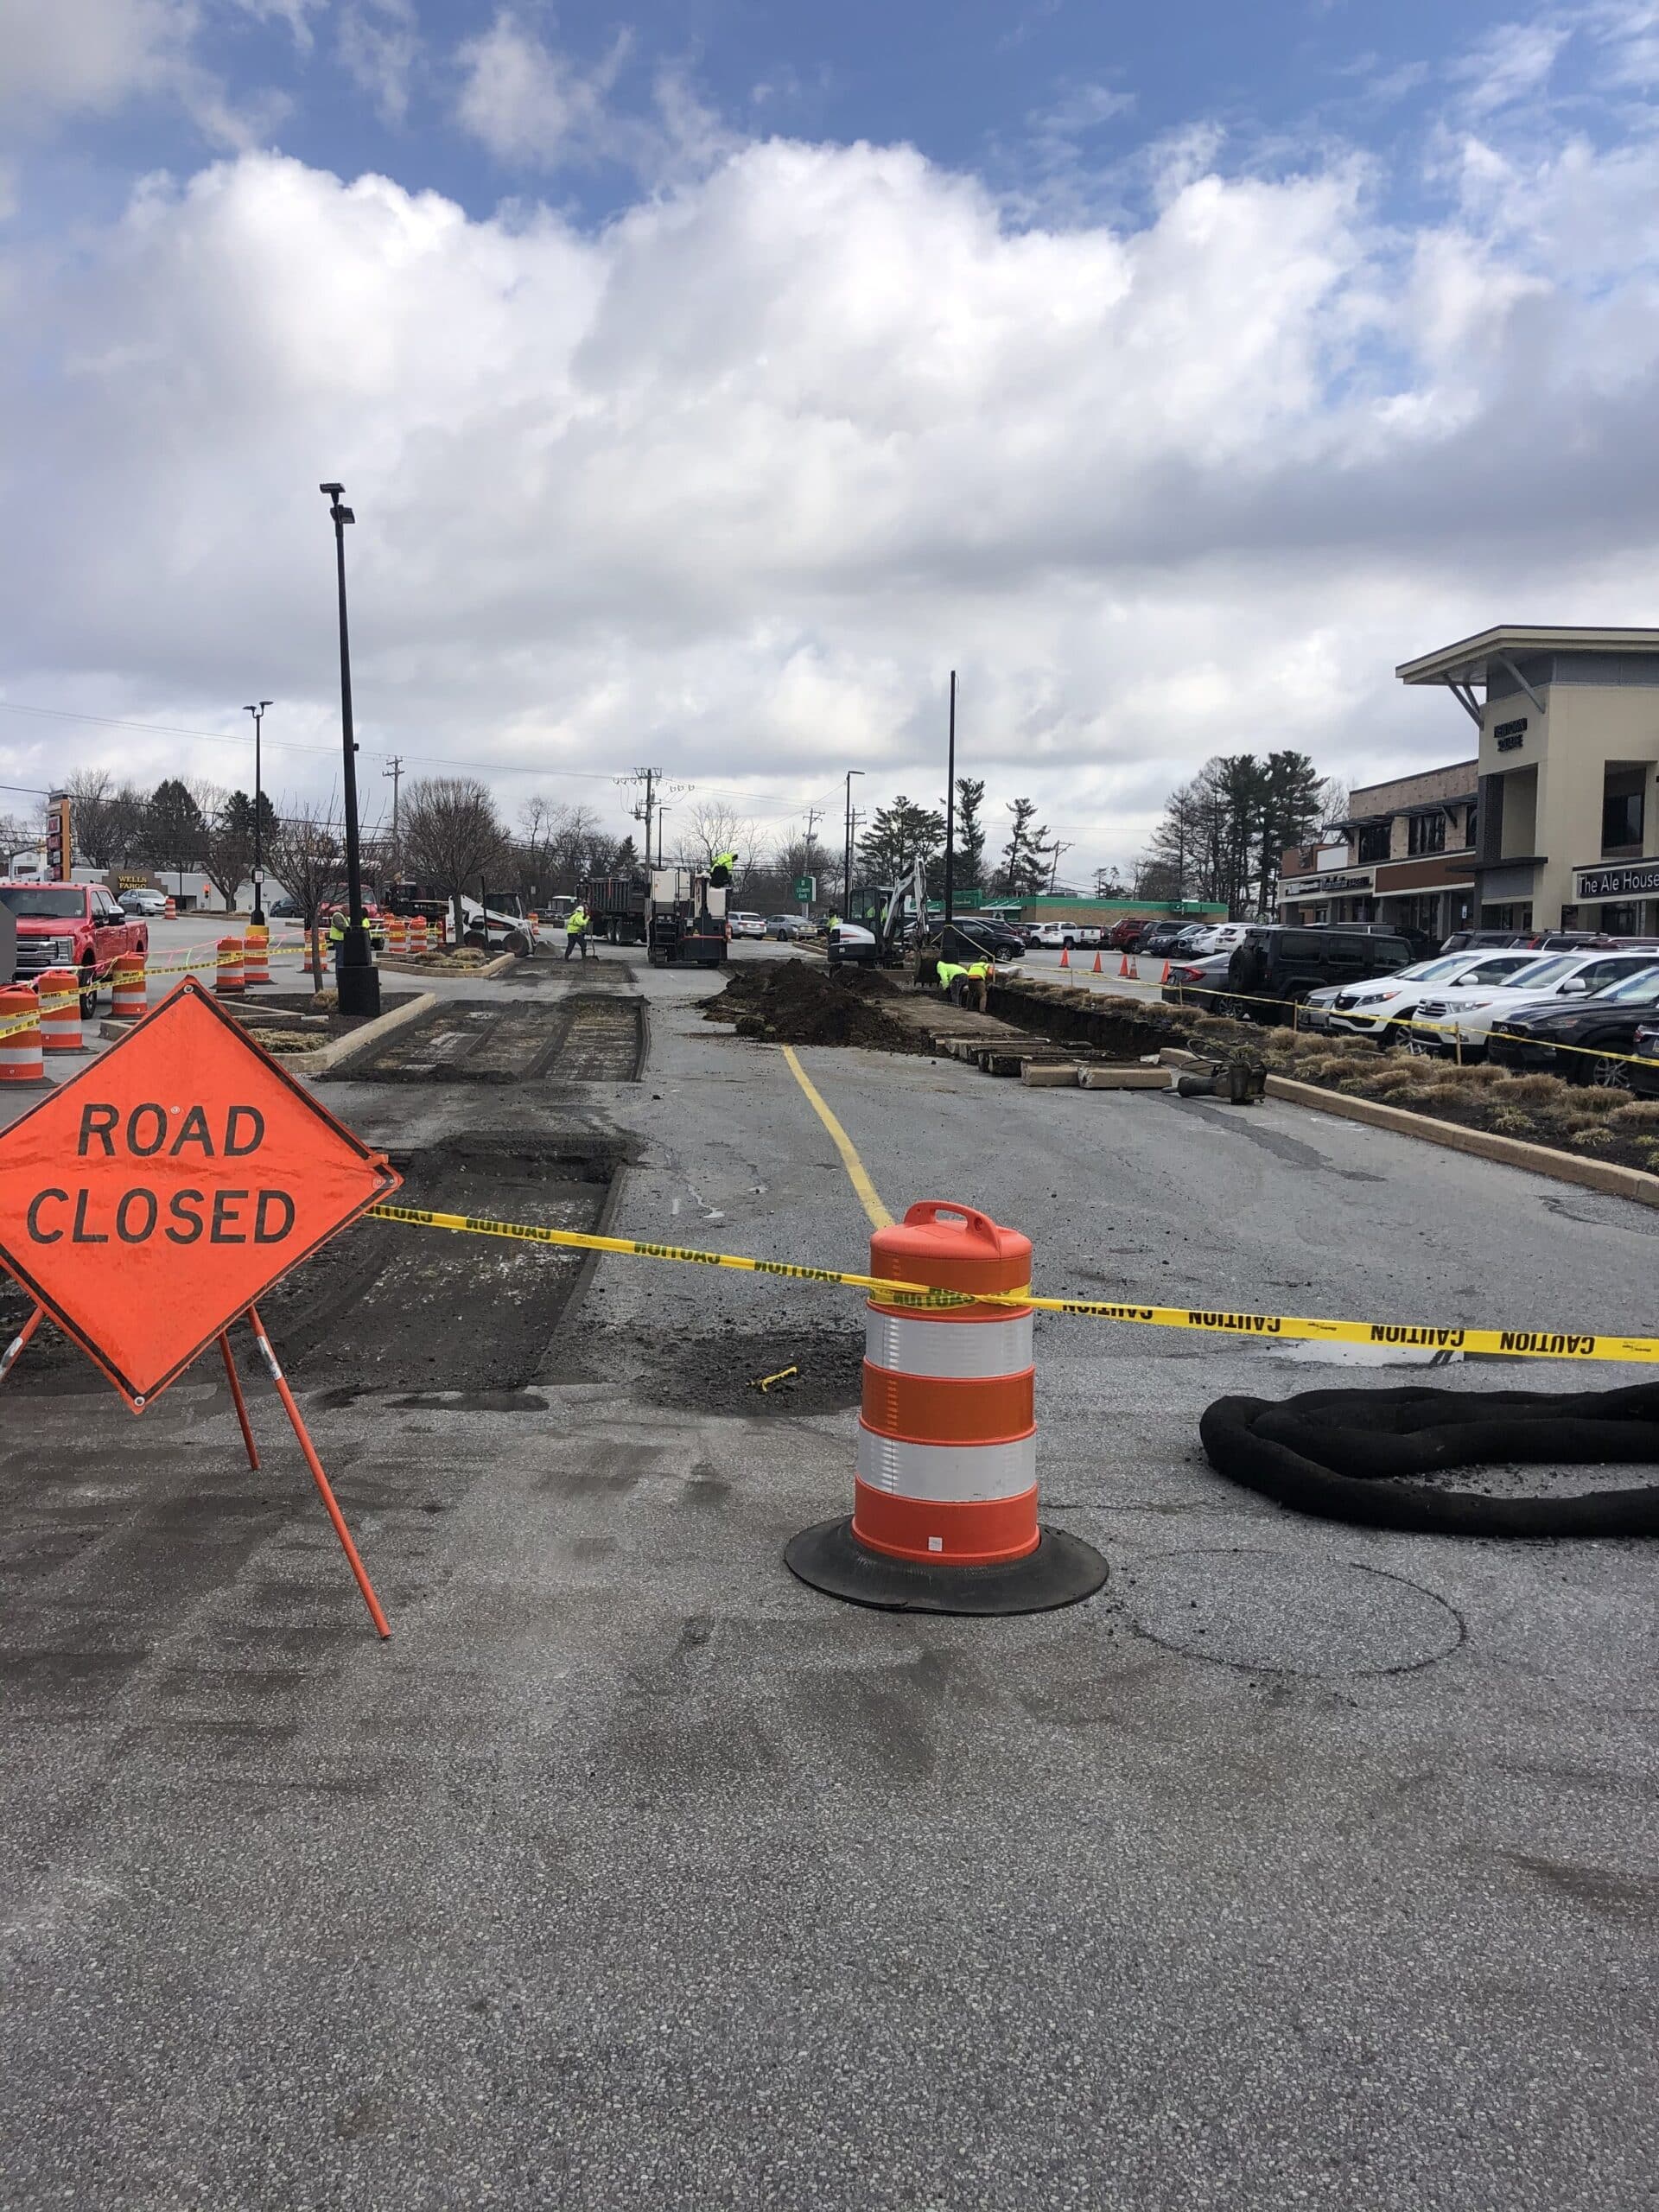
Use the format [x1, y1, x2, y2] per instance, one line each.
[23, 1100, 297, 1248]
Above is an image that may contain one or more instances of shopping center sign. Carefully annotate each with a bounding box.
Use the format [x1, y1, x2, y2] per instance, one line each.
[1573, 862, 1659, 901]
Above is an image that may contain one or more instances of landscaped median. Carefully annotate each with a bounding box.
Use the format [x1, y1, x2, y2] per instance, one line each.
[985, 975, 1659, 1179]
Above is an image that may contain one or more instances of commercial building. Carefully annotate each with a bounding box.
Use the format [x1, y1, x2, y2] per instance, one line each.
[1278, 760, 1478, 938]
[1396, 626, 1659, 936]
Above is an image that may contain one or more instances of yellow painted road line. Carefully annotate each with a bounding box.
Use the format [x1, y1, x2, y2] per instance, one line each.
[779, 1043, 893, 1231]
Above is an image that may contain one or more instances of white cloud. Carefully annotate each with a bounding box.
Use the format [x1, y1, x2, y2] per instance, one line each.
[338, 0, 421, 125]
[4, 64, 1659, 874]
[0, 0, 290, 147]
[1455, 17, 1572, 114]
[454, 10, 632, 168]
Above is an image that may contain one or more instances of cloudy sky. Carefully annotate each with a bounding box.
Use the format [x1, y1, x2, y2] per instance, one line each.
[3, 0, 1658, 876]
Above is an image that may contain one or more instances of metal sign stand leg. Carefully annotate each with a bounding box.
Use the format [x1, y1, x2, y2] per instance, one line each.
[0, 1305, 43, 1385]
[219, 1332, 260, 1470]
[246, 1304, 391, 1640]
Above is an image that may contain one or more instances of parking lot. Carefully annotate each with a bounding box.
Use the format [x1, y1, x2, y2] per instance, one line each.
[3, 937, 1657, 2209]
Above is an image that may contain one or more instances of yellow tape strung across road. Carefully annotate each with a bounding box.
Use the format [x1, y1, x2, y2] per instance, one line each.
[0, 943, 315, 1041]
[366, 1201, 1659, 1367]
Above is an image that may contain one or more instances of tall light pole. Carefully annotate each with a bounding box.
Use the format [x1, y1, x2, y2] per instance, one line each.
[655, 807, 671, 868]
[944, 671, 957, 925]
[245, 700, 271, 926]
[843, 768, 864, 918]
[318, 482, 379, 1016]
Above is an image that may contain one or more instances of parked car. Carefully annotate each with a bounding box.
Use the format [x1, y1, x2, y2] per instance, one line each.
[267, 895, 303, 918]
[1488, 966, 1659, 1088]
[1629, 1020, 1659, 1097]
[1029, 922, 1101, 950]
[1107, 915, 1154, 950]
[1181, 921, 1261, 957]
[946, 918, 1027, 962]
[1160, 951, 1237, 1011]
[118, 887, 168, 917]
[766, 914, 813, 939]
[1135, 920, 1198, 958]
[1222, 925, 1417, 1020]
[1301, 950, 1564, 1045]
[1440, 927, 1618, 955]
[1, 879, 149, 1016]
[1409, 950, 1659, 1059]
[728, 911, 766, 939]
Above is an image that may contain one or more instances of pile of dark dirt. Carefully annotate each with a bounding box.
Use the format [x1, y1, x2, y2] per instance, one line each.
[702, 960, 931, 1052]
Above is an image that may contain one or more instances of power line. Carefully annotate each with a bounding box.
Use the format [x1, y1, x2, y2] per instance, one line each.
[0, 698, 853, 814]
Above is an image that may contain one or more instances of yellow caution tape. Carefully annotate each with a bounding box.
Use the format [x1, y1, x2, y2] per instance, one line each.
[366, 1201, 1659, 1366]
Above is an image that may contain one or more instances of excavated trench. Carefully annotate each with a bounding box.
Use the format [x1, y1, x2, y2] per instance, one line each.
[334, 995, 645, 1084]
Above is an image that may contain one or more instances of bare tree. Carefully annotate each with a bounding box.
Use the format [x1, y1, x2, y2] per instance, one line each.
[676, 799, 759, 893]
[400, 776, 508, 939]
[266, 798, 342, 991]
[65, 771, 122, 869]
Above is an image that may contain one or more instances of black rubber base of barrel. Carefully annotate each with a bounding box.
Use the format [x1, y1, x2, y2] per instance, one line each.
[785, 1516, 1108, 1616]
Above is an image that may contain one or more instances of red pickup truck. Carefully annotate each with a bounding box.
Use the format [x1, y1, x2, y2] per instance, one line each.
[2, 881, 149, 1016]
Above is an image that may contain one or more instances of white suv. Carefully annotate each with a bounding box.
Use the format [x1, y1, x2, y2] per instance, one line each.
[1409, 950, 1659, 1058]
[1305, 950, 1558, 1045]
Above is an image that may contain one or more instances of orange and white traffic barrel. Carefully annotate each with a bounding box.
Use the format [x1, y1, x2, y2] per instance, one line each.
[163, 895, 176, 919]
[786, 1200, 1107, 1615]
[385, 913, 407, 954]
[0, 987, 48, 1087]
[36, 968, 87, 1054]
[242, 928, 270, 986]
[409, 915, 429, 956]
[216, 937, 245, 995]
[109, 952, 147, 1020]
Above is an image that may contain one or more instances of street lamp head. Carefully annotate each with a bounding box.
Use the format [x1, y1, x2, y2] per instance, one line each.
[319, 481, 344, 497]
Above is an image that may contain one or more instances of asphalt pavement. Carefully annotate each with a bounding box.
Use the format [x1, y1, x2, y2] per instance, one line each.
[2, 940, 1656, 2209]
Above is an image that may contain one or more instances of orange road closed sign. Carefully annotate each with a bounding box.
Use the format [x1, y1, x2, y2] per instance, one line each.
[0, 978, 400, 1408]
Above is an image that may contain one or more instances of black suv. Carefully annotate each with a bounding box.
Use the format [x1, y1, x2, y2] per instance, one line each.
[1226, 926, 1415, 1019]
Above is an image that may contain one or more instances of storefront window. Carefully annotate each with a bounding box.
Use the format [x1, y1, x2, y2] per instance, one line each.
[1355, 825, 1389, 863]
[1602, 791, 1644, 851]
[1408, 812, 1447, 855]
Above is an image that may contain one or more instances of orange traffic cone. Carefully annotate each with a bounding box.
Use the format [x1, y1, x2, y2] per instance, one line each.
[1117, 954, 1130, 977]
[1091, 950, 1103, 974]
[1059, 945, 1070, 968]
[1160, 961, 1172, 984]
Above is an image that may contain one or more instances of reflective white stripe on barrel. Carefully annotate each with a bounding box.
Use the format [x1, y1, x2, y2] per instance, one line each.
[856, 1424, 1037, 1502]
[865, 1308, 1033, 1379]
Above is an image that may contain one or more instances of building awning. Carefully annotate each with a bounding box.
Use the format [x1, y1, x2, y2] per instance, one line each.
[1396, 626, 1659, 688]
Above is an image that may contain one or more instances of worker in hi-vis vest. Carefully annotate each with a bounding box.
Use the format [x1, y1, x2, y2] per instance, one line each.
[564, 903, 590, 961]
[709, 850, 738, 889]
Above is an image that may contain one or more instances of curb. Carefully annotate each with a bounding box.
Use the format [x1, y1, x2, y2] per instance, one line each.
[377, 950, 520, 980]
[1266, 1074, 1659, 1211]
[264, 990, 439, 1079]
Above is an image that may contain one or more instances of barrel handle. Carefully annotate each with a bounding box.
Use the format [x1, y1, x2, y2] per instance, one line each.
[901, 1200, 1001, 1245]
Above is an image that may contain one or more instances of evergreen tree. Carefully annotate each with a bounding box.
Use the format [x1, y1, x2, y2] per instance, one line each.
[143, 779, 206, 892]
[994, 797, 1052, 898]
[858, 796, 947, 887]
[953, 777, 987, 902]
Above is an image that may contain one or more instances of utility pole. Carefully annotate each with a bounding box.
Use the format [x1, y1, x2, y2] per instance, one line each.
[383, 754, 403, 849]
[627, 767, 660, 865]
[1048, 839, 1073, 894]
[801, 804, 821, 918]
[843, 769, 864, 918]
[944, 670, 957, 925]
